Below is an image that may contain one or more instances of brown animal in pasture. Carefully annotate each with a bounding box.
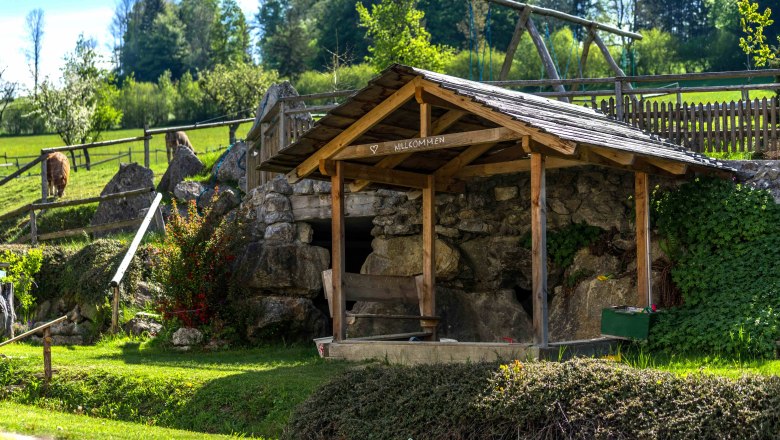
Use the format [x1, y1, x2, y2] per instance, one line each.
[165, 131, 194, 161]
[46, 152, 70, 198]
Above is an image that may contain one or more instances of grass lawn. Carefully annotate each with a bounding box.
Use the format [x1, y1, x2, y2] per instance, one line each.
[624, 353, 780, 379]
[0, 123, 253, 216]
[0, 338, 351, 439]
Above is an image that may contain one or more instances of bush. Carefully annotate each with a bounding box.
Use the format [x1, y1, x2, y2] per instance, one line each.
[118, 74, 177, 128]
[285, 358, 780, 439]
[1, 99, 47, 135]
[650, 177, 780, 357]
[295, 64, 377, 98]
[0, 248, 43, 321]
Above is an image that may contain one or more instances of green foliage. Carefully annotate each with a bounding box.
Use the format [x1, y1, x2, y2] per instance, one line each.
[33, 36, 122, 145]
[154, 200, 238, 327]
[58, 239, 142, 305]
[294, 63, 377, 96]
[118, 75, 175, 128]
[210, 0, 251, 66]
[738, 0, 778, 68]
[122, 1, 188, 82]
[522, 222, 603, 268]
[634, 28, 686, 75]
[286, 358, 780, 439]
[356, 0, 454, 71]
[0, 248, 43, 319]
[200, 63, 279, 120]
[651, 178, 780, 358]
[1, 98, 47, 136]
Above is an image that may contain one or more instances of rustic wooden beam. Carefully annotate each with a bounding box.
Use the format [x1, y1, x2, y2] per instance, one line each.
[570, 30, 595, 92]
[332, 127, 523, 161]
[320, 160, 429, 189]
[591, 32, 633, 90]
[454, 156, 582, 178]
[420, 174, 437, 340]
[287, 79, 418, 183]
[526, 17, 569, 102]
[420, 102, 432, 137]
[635, 172, 652, 308]
[434, 142, 499, 180]
[415, 88, 465, 111]
[643, 157, 688, 175]
[590, 146, 636, 166]
[499, 6, 533, 81]
[530, 153, 548, 347]
[331, 161, 346, 341]
[417, 79, 578, 155]
[348, 109, 467, 192]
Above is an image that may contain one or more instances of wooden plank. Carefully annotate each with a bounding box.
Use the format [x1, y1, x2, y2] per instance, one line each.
[644, 157, 687, 175]
[347, 314, 439, 320]
[333, 127, 522, 161]
[0, 316, 68, 348]
[772, 98, 778, 152]
[320, 160, 429, 189]
[590, 146, 635, 166]
[454, 156, 581, 178]
[29, 210, 37, 245]
[349, 109, 466, 192]
[730, 101, 737, 153]
[635, 172, 651, 307]
[530, 153, 548, 347]
[349, 331, 432, 342]
[420, 101, 432, 137]
[434, 142, 500, 180]
[754, 98, 761, 152]
[762, 98, 769, 152]
[0, 155, 43, 187]
[714, 102, 721, 152]
[417, 79, 578, 155]
[43, 327, 52, 384]
[321, 270, 421, 307]
[525, 17, 568, 102]
[36, 218, 143, 241]
[30, 187, 153, 210]
[331, 161, 346, 341]
[287, 79, 418, 183]
[499, 6, 533, 81]
[421, 175, 436, 341]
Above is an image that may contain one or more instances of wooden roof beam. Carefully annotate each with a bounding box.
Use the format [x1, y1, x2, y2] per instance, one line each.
[349, 109, 467, 192]
[590, 146, 636, 166]
[287, 79, 419, 183]
[643, 157, 688, 175]
[320, 160, 428, 189]
[415, 78, 577, 156]
[454, 156, 582, 178]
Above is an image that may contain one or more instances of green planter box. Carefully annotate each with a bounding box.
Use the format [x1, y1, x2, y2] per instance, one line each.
[600, 308, 659, 340]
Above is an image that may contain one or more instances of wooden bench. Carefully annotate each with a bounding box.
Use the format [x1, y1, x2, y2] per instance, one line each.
[322, 269, 439, 341]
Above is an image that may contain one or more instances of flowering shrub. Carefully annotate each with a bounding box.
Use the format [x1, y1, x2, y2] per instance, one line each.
[154, 199, 237, 328]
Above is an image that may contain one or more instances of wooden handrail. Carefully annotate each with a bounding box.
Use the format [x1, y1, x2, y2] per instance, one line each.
[0, 315, 67, 348]
[0, 187, 154, 223]
[109, 192, 164, 332]
[40, 136, 150, 154]
[144, 118, 255, 135]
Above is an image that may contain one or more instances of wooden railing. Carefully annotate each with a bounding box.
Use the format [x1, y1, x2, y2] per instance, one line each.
[0, 315, 68, 385]
[109, 192, 164, 333]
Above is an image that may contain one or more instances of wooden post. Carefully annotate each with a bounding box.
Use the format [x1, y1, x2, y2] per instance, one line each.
[331, 161, 346, 341]
[143, 124, 150, 167]
[635, 172, 652, 308]
[525, 17, 569, 102]
[43, 326, 52, 385]
[615, 80, 624, 122]
[499, 7, 532, 80]
[278, 101, 287, 153]
[111, 285, 120, 334]
[530, 153, 548, 347]
[29, 209, 37, 245]
[40, 153, 48, 201]
[421, 175, 437, 340]
[592, 32, 631, 88]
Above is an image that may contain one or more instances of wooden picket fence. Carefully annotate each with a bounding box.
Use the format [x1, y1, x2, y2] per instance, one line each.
[591, 97, 780, 155]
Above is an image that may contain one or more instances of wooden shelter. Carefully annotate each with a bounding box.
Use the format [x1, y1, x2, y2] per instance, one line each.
[259, 65, 733, 347]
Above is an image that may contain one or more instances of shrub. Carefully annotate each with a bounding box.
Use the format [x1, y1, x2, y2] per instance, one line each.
[650, 177, 780, 357]
[295, 64, 377, 98]
[522, 222, 603, 268]
[285, 358, 780, 440]
[118, 75, 176, 128]
[153, 200, 237, 328]
[0, 248, 43, 320]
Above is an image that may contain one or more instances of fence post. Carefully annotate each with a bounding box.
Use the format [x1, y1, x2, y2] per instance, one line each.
[615, 80, 624, 122]
[128, 147, 132, 164]
[111, 285, 120, 334]
[29, 209, 37, 245]
[43, 326, 52, 386]
[40, 152, 48, 201]
[143, 124, 150, 168]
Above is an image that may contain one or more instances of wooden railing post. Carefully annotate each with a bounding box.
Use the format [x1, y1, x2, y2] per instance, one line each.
[615, 80, 624, 122]
[40, 152, 48, 201]
[43, 326, 52, 385]
[143, 124, 150, 168]
[29, 209, 37, 245]
[111, 285, 120, 334]
[278, 101, 287, 152]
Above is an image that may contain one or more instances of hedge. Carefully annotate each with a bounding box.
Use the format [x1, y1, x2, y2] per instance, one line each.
[284, 358, 780, 440]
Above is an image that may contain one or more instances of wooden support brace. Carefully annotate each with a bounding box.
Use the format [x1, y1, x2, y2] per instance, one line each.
[499, 7, 533, 81]
[635, 172, 652, 308]
[331, 161, 346, 341]
[590, 146, 636, 166]
[455, 156, 582, 178]
[321, 160, 429, 189]
[421, 174, 436, 340]
[530, 153, 548, 347]
[43, 327, 52, 385]
[526, 17, 569, 102]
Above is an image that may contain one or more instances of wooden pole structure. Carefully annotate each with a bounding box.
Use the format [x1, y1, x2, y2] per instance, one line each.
[29, 209, 37, 245]
[530, 153, 548, 347]
[499, 7, 532, 80]
[40, 153, 48, 201]
[421, 175, 437, 340]
[635, 172, 652, 307]
[110, 285, 120, 334]
[525, 18, 569, 103]
[143, 124, 150, 168]
[591, 31, 633, 91]
[331, 161, 346, 341]
[43, 326, 52, 385]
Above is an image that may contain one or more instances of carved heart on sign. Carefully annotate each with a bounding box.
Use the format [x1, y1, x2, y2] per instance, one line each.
[370, 145, 378, 154]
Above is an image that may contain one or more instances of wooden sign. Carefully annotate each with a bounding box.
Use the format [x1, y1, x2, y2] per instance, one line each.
[332, 127, 523, 160]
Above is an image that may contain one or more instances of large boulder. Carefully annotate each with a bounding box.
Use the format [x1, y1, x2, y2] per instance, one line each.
[172, 327, 203, 347]
[242, 296, 327, 343]
[212, 141, 247, 184]
[157, 147, 204, 193]
[361, 236, 460, 280]
[233, 241, 330, 298]
[459, 236, 533, 291]
[91, 163, 154, 234]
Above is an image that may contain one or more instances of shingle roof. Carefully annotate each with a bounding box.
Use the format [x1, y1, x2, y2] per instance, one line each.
[260, 64, 734, 177]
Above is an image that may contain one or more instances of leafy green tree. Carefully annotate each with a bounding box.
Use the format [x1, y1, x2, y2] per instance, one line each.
[121, 0, 188, 81]
[634, 28, 684, 75]
[200, 63, 279, 143]
[356, 0, 453, 71]
[179, 0, 219, 72]
[211, 0, 251, 66]
[256, 0, 317, 78]
[738, 0, 777, 68]
[34, 36, 122, 145]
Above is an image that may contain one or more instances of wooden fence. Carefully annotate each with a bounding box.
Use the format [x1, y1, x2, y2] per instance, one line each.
[590, 97, 780, 154]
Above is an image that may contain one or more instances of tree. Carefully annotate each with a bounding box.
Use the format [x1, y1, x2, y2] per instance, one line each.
[199, 63, 279, 144]
[0, 68, 18, 126]
[110, 0, 137, 74]
[211, 0, 251, 66]
[25, 9, 44, 96]
[121, 0, 188, 81]
[256, 0, 317, 78]
[356, 0, 454, 71]
[179, 0, 219, 72]
[34, 36, 122, 145]
[738, 0, 776, 68]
